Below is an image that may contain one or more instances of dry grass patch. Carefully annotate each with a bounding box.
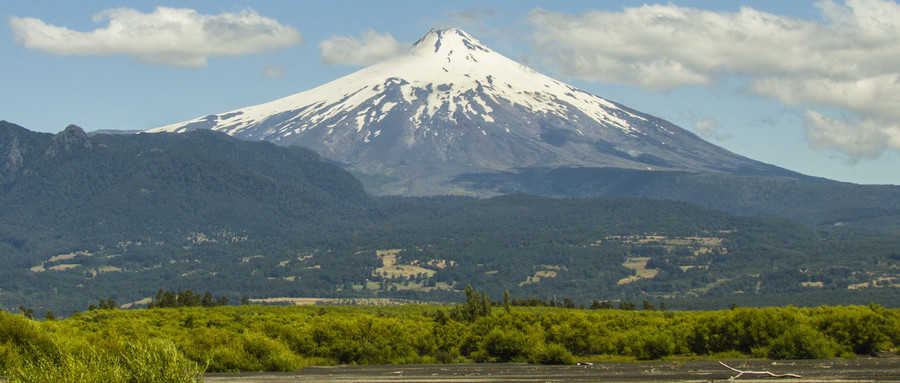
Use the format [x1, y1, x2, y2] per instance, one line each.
[120, 297, 152, 309]
[519, 265, 563, 286]
[48, 264, 81, 271]
[87, 266, 124, 277]
[689, 277, 736, 295]
[241, 255, 264, 263]
[374, 264, 435, 279]
[373, 249, 436, 279]
[426, 259, 454, 269]
[48, 250, 93, 263]
[31, 250, 94, 272]
[388, 281, 454, 292]
[248, 297, 418, 305]
[848, 281, 870, 290]
[617, 257, 659, 285]
[249, 297, 338, 305]
[605, 234, 727, 254]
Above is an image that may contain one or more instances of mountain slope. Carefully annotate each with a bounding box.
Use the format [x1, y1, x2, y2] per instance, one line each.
[2, 122, 897, 313]
[150, 28, 794, 195]
[454, 167, 900, 228]
[0, 121, 372, 251]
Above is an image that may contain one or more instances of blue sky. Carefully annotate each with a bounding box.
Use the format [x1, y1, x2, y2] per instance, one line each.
[3, 1, 899, 185]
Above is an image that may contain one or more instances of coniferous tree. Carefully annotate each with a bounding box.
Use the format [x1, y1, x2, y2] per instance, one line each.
[503, 289, 511, 313]
[161, 291, 177, 307]
[177, 290, 195, 307]
[153, 289, 165, 308]
[201, 291, 215, 307]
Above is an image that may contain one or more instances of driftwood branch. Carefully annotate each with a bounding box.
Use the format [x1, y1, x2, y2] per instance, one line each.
[719, 361, 802, 380]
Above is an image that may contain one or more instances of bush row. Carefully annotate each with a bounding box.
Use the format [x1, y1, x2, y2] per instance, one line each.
[1, 304, 897, 378]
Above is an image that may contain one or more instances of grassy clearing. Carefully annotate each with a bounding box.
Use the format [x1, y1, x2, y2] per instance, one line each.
[373, 249, 437, 279]
[617, 257, 659, 285]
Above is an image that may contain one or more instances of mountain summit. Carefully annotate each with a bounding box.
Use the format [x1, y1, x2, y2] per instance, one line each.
[150, 28, 791, 195]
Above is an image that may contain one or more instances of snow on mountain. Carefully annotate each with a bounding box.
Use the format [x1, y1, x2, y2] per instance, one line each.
[150, 28, 789, 195]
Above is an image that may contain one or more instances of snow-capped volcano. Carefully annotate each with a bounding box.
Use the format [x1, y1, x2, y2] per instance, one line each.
[151, 28, 789, 195]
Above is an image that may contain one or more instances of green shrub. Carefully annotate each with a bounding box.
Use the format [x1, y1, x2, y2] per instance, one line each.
[480, 328, 527, 362]
[815, 307, 894, 355]
[7, 339, 203, 383]
[240, 332, 303, 371]
[767, 324, 842, 359]
[2, 304, 897, 377]
[0, 341, 22, 373]
[206, 344, 256, 372]
[0, 312, 59, 362]
[636, 332, 676, 360]
[433, 349, 460, 363]
[531, 343, 575, 365]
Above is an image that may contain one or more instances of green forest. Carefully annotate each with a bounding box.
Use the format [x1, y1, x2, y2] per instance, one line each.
[1, 302, 898, 382]
[2, 123, 898, 314]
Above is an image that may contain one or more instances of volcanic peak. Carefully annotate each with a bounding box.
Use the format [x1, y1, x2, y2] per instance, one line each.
[148, 28, 785, 196]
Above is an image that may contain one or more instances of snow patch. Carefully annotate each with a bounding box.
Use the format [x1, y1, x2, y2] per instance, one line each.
[149, 28, 661, 144]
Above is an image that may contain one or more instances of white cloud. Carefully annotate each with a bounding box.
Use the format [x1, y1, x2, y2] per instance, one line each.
[9, 7, 302, 67]
[694, 119, 731, 141]
[695, 119, 717, 132]
[752, 75, 900, 121]
[319, 30, 408, 66]
[261, 65, 286, 79]
[445, 9, 497, 28]
[527, 0, 900, 159]
[805, 111, 900, 160]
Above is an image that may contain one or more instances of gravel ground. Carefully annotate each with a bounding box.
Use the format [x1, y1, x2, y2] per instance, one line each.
[203, 358, 900, 382]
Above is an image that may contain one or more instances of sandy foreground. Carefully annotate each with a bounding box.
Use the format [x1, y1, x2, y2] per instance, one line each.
[204, 358, 900, 383]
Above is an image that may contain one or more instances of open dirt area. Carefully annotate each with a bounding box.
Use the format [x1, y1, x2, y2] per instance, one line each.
[204, 358, 900, 382]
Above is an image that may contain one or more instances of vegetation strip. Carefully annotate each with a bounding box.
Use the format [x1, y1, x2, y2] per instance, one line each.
[1, 302, 898, 382]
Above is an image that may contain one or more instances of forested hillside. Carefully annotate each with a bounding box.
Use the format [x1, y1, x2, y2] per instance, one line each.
[454, 167, 900, 230]
[1, 122, 897, 314]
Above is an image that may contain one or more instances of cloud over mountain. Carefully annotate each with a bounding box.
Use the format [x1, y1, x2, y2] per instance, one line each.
[528, 0, 900, 159]
[9, 7, 301, 67]
[319, 30, 407, 66]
